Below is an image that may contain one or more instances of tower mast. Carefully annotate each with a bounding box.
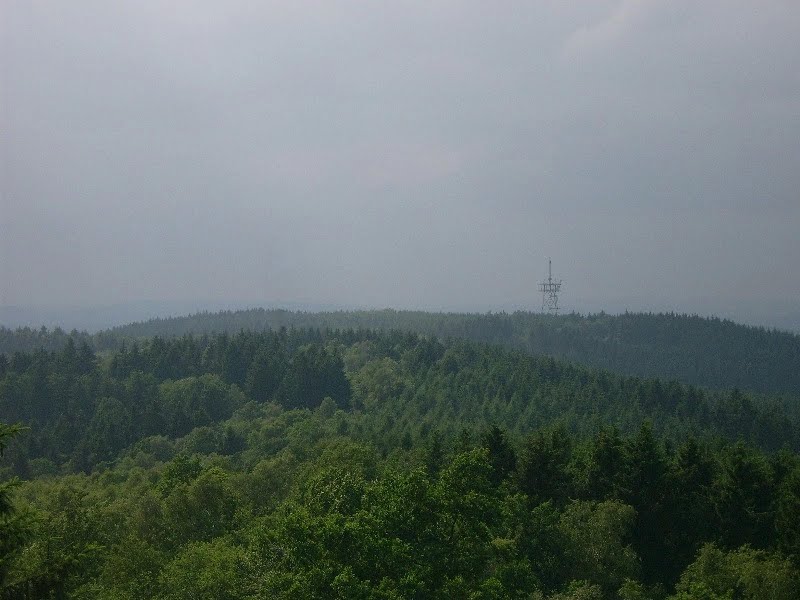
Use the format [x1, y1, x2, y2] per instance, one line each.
[538, 258, 562, 314]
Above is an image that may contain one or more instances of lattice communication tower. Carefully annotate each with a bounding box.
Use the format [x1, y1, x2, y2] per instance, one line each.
[538, 258, 562, 314]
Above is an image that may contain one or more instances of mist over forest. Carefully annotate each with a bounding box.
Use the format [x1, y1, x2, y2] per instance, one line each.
[3, 1, 800, 598]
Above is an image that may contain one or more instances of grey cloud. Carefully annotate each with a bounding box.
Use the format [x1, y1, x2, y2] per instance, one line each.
[2, 1, 799, 329]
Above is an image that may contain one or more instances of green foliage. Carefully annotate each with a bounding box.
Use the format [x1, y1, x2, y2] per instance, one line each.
[159, 374, 244, 438]
[277, 343, 351, 410]
[713, 443, 776, 549]
[0, 327, 799, 597]
[162, 467, 239, 547]
[558, 500, 640, 592]
[670, 544, 800, 600]
[775, 466, 800, 561]
[157, 539, 250, 600]
[350, 357, 406, 411]
[0, 422, 29, 586]
[2, 328, 797, 480]
[94, 535, 165, 599]
[519, 426, 573, 505]
[481, 425, 518, 486]
[8, 308, 795, 395]
[157, 454, 203, 496]
[6, 482, 104, 597]
[546, 581, 604, 600]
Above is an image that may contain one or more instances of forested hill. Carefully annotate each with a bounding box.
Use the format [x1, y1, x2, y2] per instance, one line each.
[96, 310, 800, 396]
[5, 308, 796, 396]
[1, 328, 797, 474]
[2, 328, 800, 597]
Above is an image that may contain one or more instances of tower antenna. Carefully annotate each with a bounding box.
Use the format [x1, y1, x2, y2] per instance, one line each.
[538, 258, 562, 314]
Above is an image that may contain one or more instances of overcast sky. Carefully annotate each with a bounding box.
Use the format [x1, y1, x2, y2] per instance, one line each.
[2, 1, 799, 328]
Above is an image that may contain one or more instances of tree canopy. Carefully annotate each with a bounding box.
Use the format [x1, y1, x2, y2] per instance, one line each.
[0, 325, 798, 598]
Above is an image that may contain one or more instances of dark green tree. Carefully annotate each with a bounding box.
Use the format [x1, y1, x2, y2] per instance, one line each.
[713, 442, 775, 550]
[276, 344, 351, 410]
[518, 426, 573, 505]
[0, 422, 28, 586]
[481, 425, 517, 486]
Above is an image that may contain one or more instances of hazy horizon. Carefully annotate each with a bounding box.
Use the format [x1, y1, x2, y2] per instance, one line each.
[2, 298, 798, 335]
[3, 2, 799, 330]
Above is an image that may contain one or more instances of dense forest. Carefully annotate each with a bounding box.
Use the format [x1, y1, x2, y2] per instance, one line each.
[3, 309, 798, 396]
[1, 327, 800, 597]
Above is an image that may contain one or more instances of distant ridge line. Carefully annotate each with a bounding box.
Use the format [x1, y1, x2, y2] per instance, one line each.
[3, 308, 798, 397]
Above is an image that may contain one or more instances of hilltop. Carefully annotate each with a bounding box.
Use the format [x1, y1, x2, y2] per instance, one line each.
[5, 308, 797, 396]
